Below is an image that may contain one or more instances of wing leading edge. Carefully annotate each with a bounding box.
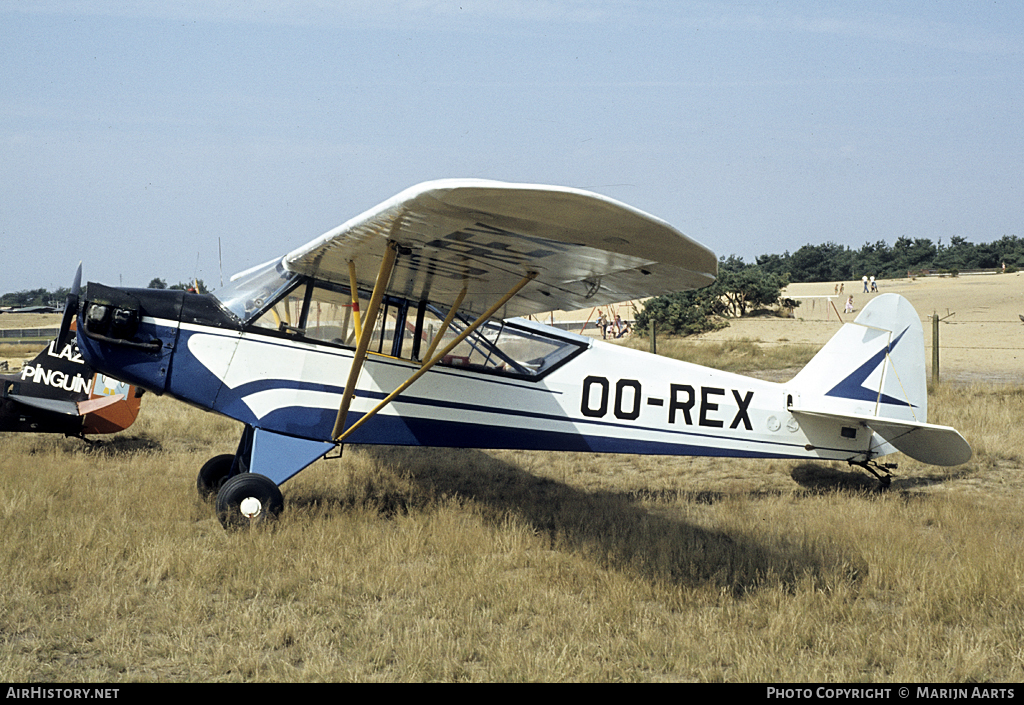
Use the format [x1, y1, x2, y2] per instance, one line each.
[284, 179, 717, 318]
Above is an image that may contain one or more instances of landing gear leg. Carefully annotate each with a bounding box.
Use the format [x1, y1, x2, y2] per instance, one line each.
[205, 425, 331, 530]
[196, 426, 254, 500]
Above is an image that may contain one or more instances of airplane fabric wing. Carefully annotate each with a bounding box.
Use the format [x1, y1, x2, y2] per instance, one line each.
[283, 179, 717, 318]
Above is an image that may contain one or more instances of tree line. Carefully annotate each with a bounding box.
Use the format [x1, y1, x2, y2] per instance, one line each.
[753, 234, 1023, 282]
[635, 234, 1022, 336]
[634, 260, 790, 336]
[145, 278, 210, 294]
[1, 279, 209, 308]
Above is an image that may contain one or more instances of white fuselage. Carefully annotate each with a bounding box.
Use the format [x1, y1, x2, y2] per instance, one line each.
[165, 318, 871, 462]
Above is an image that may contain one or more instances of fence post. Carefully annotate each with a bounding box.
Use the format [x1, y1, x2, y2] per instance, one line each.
[932, 312, 939, 383]
[649, 321, 657, 355]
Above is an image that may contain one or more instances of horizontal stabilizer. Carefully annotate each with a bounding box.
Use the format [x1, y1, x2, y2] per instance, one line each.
[9, 394, 81, 416]
[77, 394, 127, 416]
[791, 408, 972, 467]
[9, 392, 126, 417]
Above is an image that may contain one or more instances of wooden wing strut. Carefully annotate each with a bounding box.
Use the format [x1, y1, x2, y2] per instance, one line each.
[330, 241, 399, 440]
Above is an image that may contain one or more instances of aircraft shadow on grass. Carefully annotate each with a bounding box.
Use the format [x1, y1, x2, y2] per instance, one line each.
[790, 462, 975, 493]
[287, 446, 869, 595]
[78, 435, 162, 456]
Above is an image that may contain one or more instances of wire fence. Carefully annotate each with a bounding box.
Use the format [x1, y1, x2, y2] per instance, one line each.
[0, 327, 59, 343]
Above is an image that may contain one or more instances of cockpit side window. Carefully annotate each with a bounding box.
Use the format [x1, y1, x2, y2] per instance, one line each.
[250, 286, 307, 335]
[304, 285, 359, 346]
[424, 306, 587, 378]
[246, 280, 363, 346]
[234, 274, 587, 379]
[300, 283, 406, 356]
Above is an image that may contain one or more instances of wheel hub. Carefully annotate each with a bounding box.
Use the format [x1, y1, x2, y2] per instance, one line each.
[240, 496, 263, 518]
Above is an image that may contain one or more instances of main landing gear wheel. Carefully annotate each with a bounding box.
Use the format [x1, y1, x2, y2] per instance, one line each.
[197, 454, 235, 500]
[215, 473, 284, 530]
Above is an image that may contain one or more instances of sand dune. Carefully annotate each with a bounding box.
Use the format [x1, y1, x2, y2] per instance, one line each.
[548, 273, 1023, 384]
[717, 274, 1023, 383]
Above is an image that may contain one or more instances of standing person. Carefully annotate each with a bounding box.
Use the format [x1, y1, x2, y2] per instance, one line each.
[614, 314, 624, 338]
[862, 275, 869, 293]
[870, 275, 877, 292]
[845, 296, 854, 313]
[596, 311, 607, 339]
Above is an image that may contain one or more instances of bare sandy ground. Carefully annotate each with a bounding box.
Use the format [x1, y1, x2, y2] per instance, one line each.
[722, 274, 1023, 384]
[3, 274, 1021, 382]
[0, 312, 61, 329]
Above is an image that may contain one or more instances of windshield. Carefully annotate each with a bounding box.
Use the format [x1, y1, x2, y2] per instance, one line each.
[212, 258, 299, 323]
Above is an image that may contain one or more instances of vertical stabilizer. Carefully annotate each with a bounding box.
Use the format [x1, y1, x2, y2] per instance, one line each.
[789, 294, 927, 423]
[15, 323, 94, 403]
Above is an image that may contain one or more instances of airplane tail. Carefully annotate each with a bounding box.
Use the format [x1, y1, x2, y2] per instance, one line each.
[5, 323, 142, 436]
[15, 324, 96, 404]
[787, 293, 970, 466]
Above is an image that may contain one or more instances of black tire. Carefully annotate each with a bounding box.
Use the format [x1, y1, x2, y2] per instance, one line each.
[215, 473, 284, 530]
[197, 454, 235, 500]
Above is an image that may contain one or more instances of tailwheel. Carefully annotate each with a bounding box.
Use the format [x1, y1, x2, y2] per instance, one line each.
[197, 454, 235, 500]
[849, 459, 897, 490]
[215, 473, 284, 530]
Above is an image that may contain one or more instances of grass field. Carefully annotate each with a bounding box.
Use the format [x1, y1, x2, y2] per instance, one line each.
[1, 342, 1023, 681]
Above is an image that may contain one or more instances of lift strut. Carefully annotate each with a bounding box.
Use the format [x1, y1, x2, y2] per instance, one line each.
[335, 270, 537, 443]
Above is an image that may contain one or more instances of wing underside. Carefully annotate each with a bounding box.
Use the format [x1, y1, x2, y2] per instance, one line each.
[283, 179, 717, 317]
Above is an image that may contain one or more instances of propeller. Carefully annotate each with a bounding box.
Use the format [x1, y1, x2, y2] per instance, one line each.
[55, 261, 82, 351]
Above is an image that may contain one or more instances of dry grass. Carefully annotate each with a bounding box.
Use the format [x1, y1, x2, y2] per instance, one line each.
[618, 335, 819, 378]
[2, 375, 1024, 681]
[0, 343, 43, 365]
[0, 312, 63, 329]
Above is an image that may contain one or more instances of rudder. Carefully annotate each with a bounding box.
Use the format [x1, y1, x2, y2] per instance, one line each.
[789, 294, 927, 424]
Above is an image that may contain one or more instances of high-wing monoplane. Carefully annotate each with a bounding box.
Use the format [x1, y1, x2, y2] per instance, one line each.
[64, 179, 971, 528]
[1, 322, 143, 437]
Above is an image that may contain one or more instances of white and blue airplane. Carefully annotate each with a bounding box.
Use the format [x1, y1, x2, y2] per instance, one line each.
[65, 179, 971, 528]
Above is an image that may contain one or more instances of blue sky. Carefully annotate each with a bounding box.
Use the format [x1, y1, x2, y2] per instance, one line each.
[2, 1, 1021, 294]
